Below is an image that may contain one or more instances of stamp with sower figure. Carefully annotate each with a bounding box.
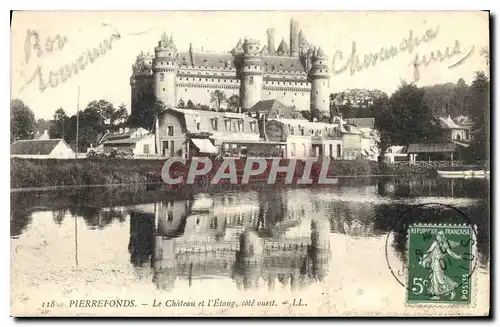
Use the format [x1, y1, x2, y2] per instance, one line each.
[406, 224, 477, 305]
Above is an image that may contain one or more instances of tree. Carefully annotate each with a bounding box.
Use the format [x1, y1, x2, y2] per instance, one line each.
[468, 71, 490, 162]
[35, 118, 51, 133]
[380, 83, 445, 148]
[227, 94, 240, 112]
[114, 103, 128, 127]
[330, 89, 389, 118]
[49, 107, 68, 139]
[178, 99, 186, 108]
[209, 90, 227, 111]
[186, 100, 196, 109]
[11, 99, 36, 142]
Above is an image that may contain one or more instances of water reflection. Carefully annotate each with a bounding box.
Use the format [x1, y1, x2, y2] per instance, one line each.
[11, 177, 490, 293]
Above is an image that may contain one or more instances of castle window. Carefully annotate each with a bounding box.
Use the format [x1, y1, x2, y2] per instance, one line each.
[323, 100, 325, 103]
[250, 122, 256, 133]
[272, 82, 274, 85]
[212, 79, 214, 82]
[205, 79, 208, 81]
[268, 92, 271, 95]
[225, 120, 231, 131]
[199, 78, 201, 81]
[224, 79, 226, 82]
[163, 88, 166, 92]
[211, 118, 218, 131]
[180, 78, 182, 81]
[295, 93, 297, 96]
[207, 90, 210, 93]
[160, 73, 164, 81]
[185, 88, 187, 92]
[284, 92, 286, 95]
[316, 91, 318, 95]
[161, 62, 164, 65]
[167, 126, 174, 136]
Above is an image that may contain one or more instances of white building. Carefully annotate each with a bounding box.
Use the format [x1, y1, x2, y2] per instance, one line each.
[11, 139, 75, 159]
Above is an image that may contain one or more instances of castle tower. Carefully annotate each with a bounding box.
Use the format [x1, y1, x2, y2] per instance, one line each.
[267, 28, 276, 55]
[153, 32, 178, 108]
[290, 18, 300, 57]
[308, 47, 330, 117]
[240, 38, 263, 110]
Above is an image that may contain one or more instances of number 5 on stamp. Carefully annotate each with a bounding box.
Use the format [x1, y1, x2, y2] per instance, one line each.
[406, 224, 476, 305]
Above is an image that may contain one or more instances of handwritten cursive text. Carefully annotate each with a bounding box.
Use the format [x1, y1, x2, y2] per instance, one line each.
[19, 23, 121, 93]
[409, 40, 475, 83]
[24, 30, 68, 65]
[332, 26, 440, 76]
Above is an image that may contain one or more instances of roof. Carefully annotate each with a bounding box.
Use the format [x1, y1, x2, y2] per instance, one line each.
[407, 143, 457, 153]
[10, 139, 67, 155]
[167, 108, 256, 121]
[100, 128, 148, 143]
[345, 118, 375, 129]
[104, 135, 153, 145]
[439, 116, 471, 130]
[248, 100, 305, 119]
[178, 51, 234, 69]
[262, 56, 306, 73]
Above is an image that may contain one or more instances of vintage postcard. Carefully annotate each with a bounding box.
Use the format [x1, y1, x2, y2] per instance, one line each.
[10, 11, 490, 317]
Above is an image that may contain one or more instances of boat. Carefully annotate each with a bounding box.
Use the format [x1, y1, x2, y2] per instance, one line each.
[437, 168, 489, 179]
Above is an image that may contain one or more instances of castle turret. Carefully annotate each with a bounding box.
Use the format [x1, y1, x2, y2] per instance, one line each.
[290, 18, 300, 57]
[308, 47, 330, 117]
[153, 32, 178, 108]
[267, 28, 276, 55]
[240, 38, 263, 110]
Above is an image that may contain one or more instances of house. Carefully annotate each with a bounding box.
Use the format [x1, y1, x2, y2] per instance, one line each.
[11, 139, 75, 159]
[266, 118, 343, 160]
[156, 108, 261, 158]
[344, 118, 379, 161]
[439, 115, 472, 146]
[102, 134, 156, 157]
[247, 99, 305, 120]
[384, 145, 408, 163]
[407, 143, 458, 163]
[92, 127, 152, 155]
[33, 129, 50, 140]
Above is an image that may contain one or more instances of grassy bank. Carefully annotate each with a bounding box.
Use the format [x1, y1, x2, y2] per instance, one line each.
[11, 158, 414, 189]
[11, 158, 166, 189]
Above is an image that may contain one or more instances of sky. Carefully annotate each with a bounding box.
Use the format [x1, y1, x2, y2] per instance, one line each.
[11, 11, 489, 120]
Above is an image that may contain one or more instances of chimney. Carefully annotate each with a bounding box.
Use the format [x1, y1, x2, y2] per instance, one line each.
[290, 18, 300, 57]
[155, 116, 160, 155]
[267, 28, 276, 55]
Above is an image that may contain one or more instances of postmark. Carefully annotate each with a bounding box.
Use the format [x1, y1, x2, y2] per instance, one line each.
[406, 223, 476, 305]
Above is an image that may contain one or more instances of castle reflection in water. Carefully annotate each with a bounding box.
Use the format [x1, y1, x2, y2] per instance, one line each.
[128, 188, 340, 292]
[11, 178, 489, 291]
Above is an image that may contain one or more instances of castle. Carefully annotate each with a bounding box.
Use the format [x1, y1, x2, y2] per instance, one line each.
[130, 18, 331, 119]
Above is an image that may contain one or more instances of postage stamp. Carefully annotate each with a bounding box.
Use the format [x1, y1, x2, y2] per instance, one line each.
[406, 224, 477, 305]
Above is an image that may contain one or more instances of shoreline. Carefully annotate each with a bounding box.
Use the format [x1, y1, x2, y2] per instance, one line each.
[11, 158, 432, 190]
[10, 174, 408, 193]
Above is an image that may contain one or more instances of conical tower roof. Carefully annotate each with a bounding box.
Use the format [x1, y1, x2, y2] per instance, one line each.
[276, 39, 290, 55]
